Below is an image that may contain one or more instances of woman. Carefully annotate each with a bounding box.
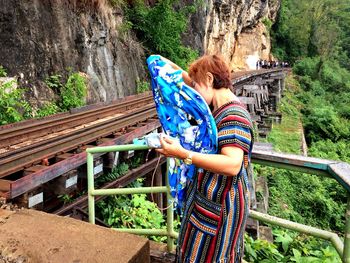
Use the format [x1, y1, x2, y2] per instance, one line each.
[156, 54, 254, 263]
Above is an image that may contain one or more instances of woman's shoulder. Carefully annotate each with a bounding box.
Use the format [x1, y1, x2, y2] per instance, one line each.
[214, 101, 253, 127]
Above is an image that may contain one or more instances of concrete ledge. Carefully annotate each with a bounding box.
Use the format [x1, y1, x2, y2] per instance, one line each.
[0, 209, 149, 263]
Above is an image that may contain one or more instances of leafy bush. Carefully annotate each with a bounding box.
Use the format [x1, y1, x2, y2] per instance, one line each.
[270, 171, 345, 231]
[126, 0, 198, 69]
[309, 139, 350, 163]
[302, 100, 350, 143]
[244, 233, 284, 262]
[95, 162, 129, 186]
[293, 57, 321, 78]
[136, 79, 150, 94]
[60, 72, 87, 111]
[244, 230, 341, 262]
[0, 79, 31, 124]
[318, 60, 350, 92]
[45, 74, 63, 93]
[0, 65, 7, 77]
[36, 102, 59, 118]
[38, 71, 88, 117]
[262, 17, 273, 32]
[97, 192, 167, 242]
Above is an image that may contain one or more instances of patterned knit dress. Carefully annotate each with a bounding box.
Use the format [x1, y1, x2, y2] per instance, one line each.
[176, 101, 254, 263]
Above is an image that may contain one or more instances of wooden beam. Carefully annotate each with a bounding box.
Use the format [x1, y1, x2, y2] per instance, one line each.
[0, 180, 11, 192]
[238, 96, 256, 105]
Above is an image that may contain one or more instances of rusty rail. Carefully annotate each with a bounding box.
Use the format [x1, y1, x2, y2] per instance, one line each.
[0, 104, 156, 178]
[3, 118, 161, 198]
[0, 92, 153, 149]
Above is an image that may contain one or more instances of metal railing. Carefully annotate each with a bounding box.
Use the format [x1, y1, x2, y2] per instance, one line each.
[87, 145, 350, 262]
[87, 144, 178, 252]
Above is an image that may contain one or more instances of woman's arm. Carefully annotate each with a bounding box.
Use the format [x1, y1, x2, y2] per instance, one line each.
[156, 136, 244, 177]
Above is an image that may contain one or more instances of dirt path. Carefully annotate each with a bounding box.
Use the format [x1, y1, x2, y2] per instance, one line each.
[0, 209, 149, 263]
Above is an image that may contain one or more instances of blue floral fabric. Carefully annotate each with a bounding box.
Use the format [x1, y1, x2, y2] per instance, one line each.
[147, 55, 218, 209]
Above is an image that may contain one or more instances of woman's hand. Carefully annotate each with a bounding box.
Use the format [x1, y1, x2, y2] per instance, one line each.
[155, 135, 188, 159]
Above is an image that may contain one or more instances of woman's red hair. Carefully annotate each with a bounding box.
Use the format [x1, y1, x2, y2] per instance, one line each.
[188, 54, 232, 89]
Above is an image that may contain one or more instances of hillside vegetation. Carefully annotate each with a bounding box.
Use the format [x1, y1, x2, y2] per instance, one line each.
[245, 0, 350, 261]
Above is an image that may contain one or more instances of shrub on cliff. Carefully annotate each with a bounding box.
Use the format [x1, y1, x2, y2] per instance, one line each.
[125, 0, 198, 69]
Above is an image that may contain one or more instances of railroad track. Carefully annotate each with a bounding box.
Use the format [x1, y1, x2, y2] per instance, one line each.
[0, 104, 156, 178]
[0, 92, 153, 150]
[0, 92, 160, 200]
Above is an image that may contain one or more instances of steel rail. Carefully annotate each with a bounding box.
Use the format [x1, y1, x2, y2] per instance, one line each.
[0, 103, 154, 160]
[0, 105, 157, 178]
[5, 119, 161, 198]
[0, 93, 153, 149]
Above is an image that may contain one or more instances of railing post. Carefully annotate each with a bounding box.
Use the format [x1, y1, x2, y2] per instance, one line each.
[344, 194, 350, 263]
[87, 152, 95, 224]
[165, 158, 175, 252]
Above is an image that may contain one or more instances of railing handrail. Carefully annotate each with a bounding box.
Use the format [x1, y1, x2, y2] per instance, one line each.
[86, 144, 350, 262]
[252, 149, 350, 192]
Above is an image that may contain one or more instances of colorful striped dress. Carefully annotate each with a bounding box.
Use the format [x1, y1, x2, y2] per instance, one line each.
[176, 101, 254, 263]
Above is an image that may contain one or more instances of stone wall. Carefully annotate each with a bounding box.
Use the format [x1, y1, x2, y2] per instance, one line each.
[0, 0, 146, 106]
[183, 0, 281, 70]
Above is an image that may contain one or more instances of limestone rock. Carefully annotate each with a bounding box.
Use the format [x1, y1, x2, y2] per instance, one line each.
[183, 0, 281, 70]
[0, 1, 146, 106]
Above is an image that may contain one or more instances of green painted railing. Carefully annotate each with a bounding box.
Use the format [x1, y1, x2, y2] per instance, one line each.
[87, 144, 178, 252]
[87, 144, 350, 262]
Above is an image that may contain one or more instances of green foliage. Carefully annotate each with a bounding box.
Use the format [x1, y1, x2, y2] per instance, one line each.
[244, 230, 341, 262]
[244, 233, 284, 262]
[136, 79, 150, 94]
[108, 0, 125, 8]
[0, 65, 7, 77]
[260, 75, 347, 234]
[272, 0, 348, 62]
[293, 57, 321, 79]
[58, 194, 74, 204]
[96, 171, 167, 242]
[266, 75, 302, 154]
[126, 0, 198, 69]
[35, 71, 88, 118]
[309, 139, 350, 163]
[45, 74, 63, 93]
[36, 102, 59, 118]
[266, 3, 350, 260]
[117, 20, 133, 39]
[0, 80, 31, 125]
[266, 115, 301, 155]
[302, 101, 349, 143]
[275, 230, 341, 262]
[262, 17, 273, 32]
[256, 164, 346, 232]
[291, 58, 350, 144]
[96, 162, 129, 186]
[60, 72, 87, 111]
[97, 193, 166, 242]
[318, 60, 350, 92]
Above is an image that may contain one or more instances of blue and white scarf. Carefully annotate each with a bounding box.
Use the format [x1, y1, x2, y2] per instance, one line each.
[147, 55, 218, 209]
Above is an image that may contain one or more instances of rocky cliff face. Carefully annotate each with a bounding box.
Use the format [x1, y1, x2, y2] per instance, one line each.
[184, 0, 281, 70]
[0, 0, 280, 107]
[0, 0, 146, 106]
